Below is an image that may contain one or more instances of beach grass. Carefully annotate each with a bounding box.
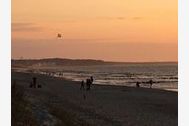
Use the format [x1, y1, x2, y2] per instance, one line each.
[11, 80, 91, 126]
[48, 105, 90, 126]
[11, 84, 38, 126]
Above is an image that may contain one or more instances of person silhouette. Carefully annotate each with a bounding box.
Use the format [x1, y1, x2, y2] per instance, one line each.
[32, 77, 37, 88]
[80, 80, 85, 90]
[90, 76, 94, 83]
[86, 78, 91, 90]
[136, 82, 140, 88]
[149, 80, 153, 88]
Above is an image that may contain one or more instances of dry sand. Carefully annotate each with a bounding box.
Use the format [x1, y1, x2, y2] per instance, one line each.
[12, 72, 178, 126]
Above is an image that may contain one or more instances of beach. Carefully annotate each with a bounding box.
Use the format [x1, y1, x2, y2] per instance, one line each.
[12, 72, 178, 126]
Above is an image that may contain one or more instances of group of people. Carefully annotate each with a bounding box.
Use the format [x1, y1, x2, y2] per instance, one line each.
[29, 77, 42, 88]
[136, 79, 154, 88]
[80, 76, 94, 91]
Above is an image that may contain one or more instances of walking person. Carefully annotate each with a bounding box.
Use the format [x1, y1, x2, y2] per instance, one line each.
[89, 76, 94, 89]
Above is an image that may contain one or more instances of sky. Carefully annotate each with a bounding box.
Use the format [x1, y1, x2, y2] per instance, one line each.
[12, 0, 177, 62]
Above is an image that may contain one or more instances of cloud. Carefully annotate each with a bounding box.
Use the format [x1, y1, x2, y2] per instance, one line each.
[12, 23, 42, 32]
[96, 16, 143, 21]
[96, 16, 126, 20]
[132, 17, 143, 20]
[116, 17, 126, 20]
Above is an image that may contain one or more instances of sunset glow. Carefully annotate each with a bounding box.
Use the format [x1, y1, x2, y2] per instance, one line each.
[12, 0, 177, 62]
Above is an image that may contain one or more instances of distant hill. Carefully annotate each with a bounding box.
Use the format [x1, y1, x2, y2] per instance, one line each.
[11, 58, 113, 68]
[11, 58, 177, 68]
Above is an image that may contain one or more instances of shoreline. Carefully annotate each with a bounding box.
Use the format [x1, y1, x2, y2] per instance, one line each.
[62, 77, 178, 92]
[12, 71, 178, 126]
[13, 70, 178, 92]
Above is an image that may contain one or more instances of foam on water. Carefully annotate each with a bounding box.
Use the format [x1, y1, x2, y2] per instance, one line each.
[14, 63, 178, 91]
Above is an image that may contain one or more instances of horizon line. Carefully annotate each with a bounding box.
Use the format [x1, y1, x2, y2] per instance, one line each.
[11, 57, 178, 63]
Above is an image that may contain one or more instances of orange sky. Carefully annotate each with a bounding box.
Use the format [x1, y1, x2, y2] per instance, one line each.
[12, 0, 177, 62]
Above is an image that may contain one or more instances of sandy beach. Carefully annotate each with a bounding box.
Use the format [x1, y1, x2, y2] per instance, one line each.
[12, 72, 177, 126]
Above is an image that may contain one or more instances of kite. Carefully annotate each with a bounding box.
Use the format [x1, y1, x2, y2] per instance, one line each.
[57, 33, 62, 38]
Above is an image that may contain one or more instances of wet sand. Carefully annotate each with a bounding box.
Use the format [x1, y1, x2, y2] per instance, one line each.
[12, 72, 178, 126]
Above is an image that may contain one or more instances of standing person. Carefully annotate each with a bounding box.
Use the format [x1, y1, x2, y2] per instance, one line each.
[90, 76, 94, 90]
[90, 76, 94, 89]
[80, 80, 85, 90]
[32, 77, 37, 88]
[90, 76, 94, 83]
[86, 76, 94, 91]
[86, 78, 92, 90]
[136, 81, 140, 88]
[149, 79, 153, 88]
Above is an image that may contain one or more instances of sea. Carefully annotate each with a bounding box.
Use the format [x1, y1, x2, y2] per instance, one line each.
[34, 63, 178, 91]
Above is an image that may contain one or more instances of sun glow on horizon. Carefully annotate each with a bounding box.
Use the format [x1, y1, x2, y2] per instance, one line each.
[12, 0, 177, 62]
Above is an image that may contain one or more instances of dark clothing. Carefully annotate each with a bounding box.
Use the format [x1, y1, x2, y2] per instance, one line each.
[33, 77, 37, 88]
[136, 82, 140, 88]
[85, 76, 94, 90]
[90, 76, 94, 83]
[80, 80, 85, 90]
[149, 80, 153, 88]
[86, 79, 91, 90]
